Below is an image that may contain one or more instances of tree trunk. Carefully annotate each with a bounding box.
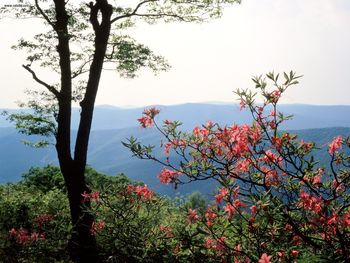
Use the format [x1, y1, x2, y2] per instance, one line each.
[61, 162, 99, 263]
[54, 1, 113, 262]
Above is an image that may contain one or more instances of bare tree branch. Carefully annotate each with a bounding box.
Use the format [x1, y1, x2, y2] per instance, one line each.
[22, 64, 60, 98]
[131, 12, 187, 21]
[71, 59, 93, 79]
[110, 0, 156, 24]
[34, 0, 56, 29]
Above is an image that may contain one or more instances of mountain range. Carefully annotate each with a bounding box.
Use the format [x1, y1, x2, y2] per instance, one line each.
[1, 103, 350, 196]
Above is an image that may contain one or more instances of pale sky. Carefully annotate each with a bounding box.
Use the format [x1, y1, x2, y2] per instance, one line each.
[1, 0, 350, 108]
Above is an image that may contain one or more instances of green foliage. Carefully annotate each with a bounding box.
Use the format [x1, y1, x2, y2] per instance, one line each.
[92, 186, 173, 262]
[90, 184, 214, 262]
[179, 191, 208, 212]
[0, 166, 214, 262]
[0, 183, 71, 262]
[20, 165, 131, 192]
[84, 166, 131, 191]
[0, 166, 132, 262]
[22, 165, 65, 193]
[107, 35, 170, 78]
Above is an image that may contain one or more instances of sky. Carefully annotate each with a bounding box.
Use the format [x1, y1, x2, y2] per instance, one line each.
[1, 0, 350, 108]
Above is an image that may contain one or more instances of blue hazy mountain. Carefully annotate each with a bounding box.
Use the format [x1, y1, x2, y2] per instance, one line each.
[2, 103, 350, 130]
[1, 103, 350, 196]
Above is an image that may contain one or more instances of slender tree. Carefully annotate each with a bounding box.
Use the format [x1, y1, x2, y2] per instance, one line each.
[1, 0, 240, 261]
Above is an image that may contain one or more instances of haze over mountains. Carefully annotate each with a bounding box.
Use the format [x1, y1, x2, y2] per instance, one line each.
[1, 103, 350, 196]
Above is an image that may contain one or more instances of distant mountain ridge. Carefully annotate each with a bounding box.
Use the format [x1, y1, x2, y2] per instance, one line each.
[1, 103, 350, 196]
[2, 103, 350, 130]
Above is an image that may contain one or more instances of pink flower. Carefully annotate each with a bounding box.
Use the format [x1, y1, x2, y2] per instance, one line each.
[234, 199, 245, 208]
[265, 169, 279, 186]
[232, 186, 240, 198]
[299, 190, 323, 214]
[342, 212, 350, 227]
[126, 184, 135, 194]
[81, 191, 91, 203]
[16, 227, 30, 244]
[30, 232, 40, 241]
[137, 108, 160, 128]
[263, 150, 282, 165]
[39, 232, 46, 240]
[328, 136, 342, 154]
[277, 251, 285, 260]
[271, 90, 281, 103]
[271, 136, 283, 150]
[8, 228, 17, 238]
[300, 140, 313, 152]
[205, 207, 217, 227]
[187, 208, 199, 223]
[81, 191, 100, 203]
[144, 107, 160, 117]
[90, 192, 100, 201]
[215, 187, 228, 204]
[234, 243, 241, 253]
[160, 225, 174, 237]
[240, 99, 246, 110]
[158, 168, 181, 184]
[224, 202, 235, 219]
[204, 237, 215, 249]
[259, 253, 272, 263]
[235, 159, 250, 173]
[163, 119, 173, 125]
[312, 175, 322, 186]
[90, 221, 106, 235]
[205, 120, 213, 129]
[135, 185, 154, 201]
[291, 250, 299, 258]
[215, 236, 226, 252]
[269, 120, 276, 129]
[251, 205, 257, 216]
[327, 214, 338, 225]
[284, 224, 292, 231]
[35, 213, 54, 227]
[137, 116, 154, 128]
[164, 142, 172, 154]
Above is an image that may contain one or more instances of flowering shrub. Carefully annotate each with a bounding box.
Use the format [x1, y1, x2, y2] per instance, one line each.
[0, 167, 131, 262]
[126, 71, 350, 262]
[0, 183, 71, 262]
[86, 181, 184, 262]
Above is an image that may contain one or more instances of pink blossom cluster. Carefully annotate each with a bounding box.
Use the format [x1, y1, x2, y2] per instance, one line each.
[215, 187, 229, 204]
[205, 207, 217, 227]
[126, 184, 154, 201]
[328, 136, 343, 154]
[159, 224, 174, 238]
[158, 168, 182, 184]
[9, 227, 45, 244]
[81, 191, 100, 203]
[90, 220, 106, 236]
[137, 107, 160, 128]
[204, 236, 230, 256]
[299, 190, 323, 214]
[187, 208, 199, 223]
[35, 213, 54, 227]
